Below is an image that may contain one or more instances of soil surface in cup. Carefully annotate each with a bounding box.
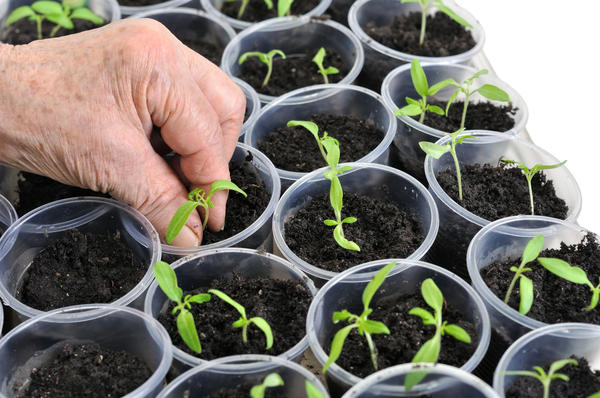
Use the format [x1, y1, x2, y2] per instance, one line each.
[332, 292, 476, 378]
[1, 18, 105, 45]
[257, 113, 385, 173]
[208, 384, 285, 398]
[284, 189, 425, 272]
[17, 342, 152, 398]
[238, 49, 348, 97]
[118, 0, 163, 6]
[416, 100, 517, 132]
[364, 12, 476, 57]
[220, 0, 320, 22]
[482, 233, 600, 325]
[505, 356, 600, 398]
[157, 275, 312, 359]
[179, 34, 224, 65]
[17, 229, 147, 311]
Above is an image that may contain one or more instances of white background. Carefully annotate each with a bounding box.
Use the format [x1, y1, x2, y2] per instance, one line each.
[457, 1, 600, 232]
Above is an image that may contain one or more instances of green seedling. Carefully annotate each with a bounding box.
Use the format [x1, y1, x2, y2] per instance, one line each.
[224, 0, 276, 19]
[166, 180, 246, 244]
[287, 120, 359, 252]
[504, 235, 544, 315]
[405, 278, 471, 389]
[312, 47, 339, 84]
[250, 373, 284, 398]
[401, 0, 472, 45]
[6, 0, 103, 40]
[419, 127, 473, 201]
[395, 59, 457, 123]
[589, 392, 600, 398]
[500, 159, 567, 216]
[277, 0, 293, 16]
[323, 262, 396, 373]
[305, 380, 325, 398]
[153, 261, 210, 354]
[238, 49, 286, 88]
[208, 288, 274, 349]
[502, 358, 578, 398]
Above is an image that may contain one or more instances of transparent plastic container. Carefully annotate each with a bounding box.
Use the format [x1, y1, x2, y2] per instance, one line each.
[272, 162, 439, 285]
[157, 354, 329, 397]
[306, 259, 491, 396]
[234, 77, 261, 140]
[381, 63, 528, 182]
[220, 15, 364, 104]
[493, 323, 600, 397]
[0, 197, 161, 324]
[424, 132, 582, 281]
[348, 0, 485, 90]
[244, 84, 397, 189]
[0, 193, 16, 238]
[144, 248, 317, 376]
[326, 0, 354, 26]
[0, 304, 172, 398]
[343, 363, 500, 398]
[119, 0, 188, 16]
[160, 143, 280, 263]
[201, 0, 332, 31]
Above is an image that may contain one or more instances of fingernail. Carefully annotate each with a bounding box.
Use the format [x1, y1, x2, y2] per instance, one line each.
[170, 226, 200, 247]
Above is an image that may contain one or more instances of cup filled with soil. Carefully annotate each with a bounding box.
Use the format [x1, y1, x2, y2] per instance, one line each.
[0, 193, 17, 239]
[221, 15, 364, 104]
[235, 77, 262, 140]
[0, 197, 161, 325]
[0, 304, 172, 398]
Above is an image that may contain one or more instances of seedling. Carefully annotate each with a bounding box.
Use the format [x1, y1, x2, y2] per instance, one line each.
[277, 0, 293, 16]
[502, 358, 578, 398]
[419, 127, 473, 201]
[153, 261, 210, 354]
[224, 0, 279, 19]
[504, 235, 544, 315]
[305, 380, 325, 398]
[312, 47, 339, 84]
[250, 373, 284, 398]
[400, 0, 472, 45]
[405, 278, 471, 389]
[322, 261, 396, 373]
[166, 180, 247, 244]
[287, 120, 359, 252]
[208, 288, 274, 349]
[6, 0, 103, 41]
[238, 49, 286, 88]
[500, 159, 567, 216]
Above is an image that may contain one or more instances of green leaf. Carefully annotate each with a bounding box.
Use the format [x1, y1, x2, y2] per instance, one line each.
[263, 0, 273, 9]
[328, 175, 343, 214]
[405, 97, 420, 106]
[31, 0, 63, 15]
[443, 324, 471, 343]
[165, 200, 200, 244]
[409, 307, 435, 325]
[477, 84, 510, 102]
[445, 88, 460, 115]
[455, 134, 476, 145]
[70, 7, 103, 24]
[333, 224, 360, 252]
[250, 373, 284, 398]
[519, 275, 534, 315]
[267, 49, 286, 61]
[530, 160, 567, 174]
[208, 179, 247, 198]
[362, 262, 396, 310]
[521, 235, 545, 266]
[587, 289, 600, 311]
[437, 4, 472, 28]
[395, 104, 423, 117]
[467, 69, 488, 83]
[552, 374, 569, 382]
[323, 66, 339, 75]
[549, 358, 578, 375]
[208, 289, 247, 319]
[428, 78, 458, 95]
[187, 293, 211, 304]
[338, 165, 353, 173]
[538, 258, 591, 285]
[62, 0, 87, 8]
[361, 319, 390, 335]
[287, 120, 319, 141]
[342, 217, 357, 224]
[277, 0, 293, 17]
[177, 310, 202, 353]
[421, 278, 443, 313]
[410, 58, 429, 98]
[322, 136, 341, 171]
[250, 317, 274, 349]
[332, 309, 353, 323]
[323, 324, 357, 373]
[405, 335, 441, 390]
[587, 392, 600, 398]
[238, 51, 268, 66]
[419, 141, 451, 159]
[153, 261, 183, 303]
[6, 6, 35, 25]
[312, 47, 325, 66]
[305, 380, 326, 398]
[46, 12, 73, 29]
[323, 219, 338, 227]
[428, 105, 445, 115]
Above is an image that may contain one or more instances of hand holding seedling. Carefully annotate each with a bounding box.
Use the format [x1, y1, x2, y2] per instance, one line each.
[401, 0, 472, 45]
[502, 358, 578, 398]
[504, 235, 544, 315]
[250, 373, 284, 398]
[312, 48, 339, 84]
[239, 49, 286, 88]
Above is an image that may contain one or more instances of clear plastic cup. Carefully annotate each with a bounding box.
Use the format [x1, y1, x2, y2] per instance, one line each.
[424, 132, 582, 281]
[348, 0, 485, 90]
[0, 304, 172, 398]
[493, 323, 600, 397]
[0, 193, 16, 237]
[157, 354, 329, 397]
[234, 77, 262, 140]
[201, 0, 332, 31]
[381, 63, 528, 182]
[144, 248, 318, 376]
[244, 84, 397, 190]
[119, 0, 188, 16]
[342, 363, 500, 398]
[272, 162, 439, 286]
[160, 143, 280, 263]
[0, 197, 161, 324]
[326, 0, 354, 26]
[306, 259, 491, 396]
[220, 15, 364, 104]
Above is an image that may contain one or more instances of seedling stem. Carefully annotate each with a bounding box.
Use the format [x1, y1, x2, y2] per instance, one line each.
[502, 358, 577, 398]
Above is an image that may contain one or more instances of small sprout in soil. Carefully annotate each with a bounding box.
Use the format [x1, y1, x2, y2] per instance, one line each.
[401, 0, 472, 46]
[153, 261, 211, 354]
[502, 358, 578, 398]
[6, 0, 103, 41]
[406, 278, 472, 390]
[238, 49, 286, 88]
[589, 392, 600, 398]
[287, 120, 360, 252]
[277, 0, 294, 17]
[312, 47, 339, 84]
[250, 373, 284, 398]
[208, 288, 274, 349]
[166, 180, 247, 244]
[504, 235, 544, 315]
[305, 380, 325, 398]
[395, 59, 457, 123]
[322, 261, 396, 373]
[419, 127, 473, 201]
[225, 0, 275, 19]
[500, 159, 567, 216]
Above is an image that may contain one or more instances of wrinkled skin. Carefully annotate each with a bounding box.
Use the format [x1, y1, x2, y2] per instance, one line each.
[0, 19, 245, 246]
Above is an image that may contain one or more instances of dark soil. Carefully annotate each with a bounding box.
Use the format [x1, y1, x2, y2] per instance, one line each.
[202, 157, 271, 245]
[221, 0, 320, 22]
[118, 0, 163, 6]
[364, 12, 476, 57]
[257, 113, 385, 172]
[18, 343, 152, 398]
[325, 2, 352, 26]
[157, 275, 312, 359]
[208, 384, 284, 398]
[284, 190, 425, 272]
[334, 291, 477, 378]
[17, 229, 147, 311]
[1, 18, 104, 45]
[482, 234, 600, 325]
[238, 49, 348, 97]
[416, 100, 517, 132]
[505, 356, 600, 398]
[180, 35, 223, 65]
